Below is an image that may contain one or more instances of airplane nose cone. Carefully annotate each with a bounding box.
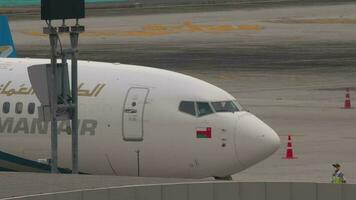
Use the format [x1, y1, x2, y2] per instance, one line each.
[235, 112, 280, 167]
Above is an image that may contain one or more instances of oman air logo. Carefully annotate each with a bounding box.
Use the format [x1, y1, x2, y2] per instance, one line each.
[0, 45, 14, 57]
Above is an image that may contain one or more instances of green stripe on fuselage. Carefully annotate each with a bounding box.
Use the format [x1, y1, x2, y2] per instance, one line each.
[197, 134, 209, 138]
[0, 151, 72, 173]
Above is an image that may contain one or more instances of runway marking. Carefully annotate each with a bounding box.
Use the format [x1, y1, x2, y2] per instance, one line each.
[24, 31, 45, 37]
[217, 74, 235, 80]
[267, 18, 356, 24]
[22, 21, 261, 37]
[238, 25, 261, 31]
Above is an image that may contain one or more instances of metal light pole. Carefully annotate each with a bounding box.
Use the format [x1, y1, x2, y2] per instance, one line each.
[70, 24, 80, 174]
[32, 0, 85, 174]
[48, 24, 59, 173]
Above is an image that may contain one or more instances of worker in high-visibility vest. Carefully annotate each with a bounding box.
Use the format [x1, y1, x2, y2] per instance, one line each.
[331, 163, 346, 184]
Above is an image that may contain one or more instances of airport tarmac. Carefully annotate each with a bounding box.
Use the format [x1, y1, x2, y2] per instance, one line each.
[4, 0, 356, 188]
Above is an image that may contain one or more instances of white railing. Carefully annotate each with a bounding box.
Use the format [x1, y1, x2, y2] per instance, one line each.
[2, 182, 356, 200]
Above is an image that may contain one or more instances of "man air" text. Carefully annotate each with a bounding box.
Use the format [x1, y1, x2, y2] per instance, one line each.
[0, 117, 97, 135]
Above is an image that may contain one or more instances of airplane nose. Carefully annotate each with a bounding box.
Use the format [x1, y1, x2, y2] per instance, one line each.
[235, 112, 280, 167]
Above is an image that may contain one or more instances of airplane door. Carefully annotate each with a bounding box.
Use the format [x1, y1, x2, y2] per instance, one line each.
[122, 87, 149, 141]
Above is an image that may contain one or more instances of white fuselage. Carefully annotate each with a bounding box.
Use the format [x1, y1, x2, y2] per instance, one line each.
[0, 58, 280, 178]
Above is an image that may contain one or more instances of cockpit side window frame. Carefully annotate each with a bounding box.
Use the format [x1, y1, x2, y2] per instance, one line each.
[233, 100, 244, 111]
[194, 101, 198, 117]
[210, 101, 217, 113]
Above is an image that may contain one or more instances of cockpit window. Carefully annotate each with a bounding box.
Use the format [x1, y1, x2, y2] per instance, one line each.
[212, 101, 239, 113]
[233, 100, 243, 111]
[197, 102, 213, 117]
[179, 100, 242, 117]
[179, 101, 196, 116]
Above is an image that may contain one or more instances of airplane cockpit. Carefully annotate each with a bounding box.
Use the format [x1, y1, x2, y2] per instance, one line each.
[178, 100, 243, 117]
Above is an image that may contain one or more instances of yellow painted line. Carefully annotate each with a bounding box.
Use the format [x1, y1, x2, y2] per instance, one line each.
[238, 25, 261, 31]
[269, 18, 356, 24]
[217, 75, 235, 80]
[22, 21, 261, 38]
[23, 31, 46, 37]
[122, 31, 171, 36]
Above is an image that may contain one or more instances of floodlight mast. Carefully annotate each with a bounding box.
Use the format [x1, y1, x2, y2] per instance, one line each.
[70, 19, 81, 175]
[40, 0, 85, 174]
[48, 21, 59, 173]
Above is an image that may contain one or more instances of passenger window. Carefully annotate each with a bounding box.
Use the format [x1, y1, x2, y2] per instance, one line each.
[28, 103, 35, 114]
[197, 102, 213, 117]
[15, 102, 23, 114]
[3, 102, 10, 114]
[179, 101, 196, 116]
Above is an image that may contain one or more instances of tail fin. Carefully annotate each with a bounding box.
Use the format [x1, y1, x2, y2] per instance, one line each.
[0, 16, 17, 58]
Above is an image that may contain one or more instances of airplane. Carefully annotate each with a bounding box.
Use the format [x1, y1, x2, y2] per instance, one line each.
[0, 16, 16, 58]
[0, 16, 280, 179]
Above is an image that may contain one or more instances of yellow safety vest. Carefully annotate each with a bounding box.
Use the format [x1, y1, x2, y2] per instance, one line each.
[331, 171, 345, 184]
[331, 175, 343, 184]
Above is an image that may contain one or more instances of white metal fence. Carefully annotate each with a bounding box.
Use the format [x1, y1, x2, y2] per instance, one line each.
[124, 0, 350, 6]
[2, 182, 356, 200]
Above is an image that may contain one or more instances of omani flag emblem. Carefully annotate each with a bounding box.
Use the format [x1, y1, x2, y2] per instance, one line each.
[196, 127, 212, 138]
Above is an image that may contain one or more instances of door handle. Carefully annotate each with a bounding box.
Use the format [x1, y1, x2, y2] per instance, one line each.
[124, 109, 137, 113]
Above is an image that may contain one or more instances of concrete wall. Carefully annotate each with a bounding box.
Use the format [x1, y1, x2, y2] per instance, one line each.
[2, 182, 356, 200]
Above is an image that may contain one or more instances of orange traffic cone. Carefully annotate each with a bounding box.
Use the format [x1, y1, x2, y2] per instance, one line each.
[344, 88, 352, 109]
[283, 135, 297, 159]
